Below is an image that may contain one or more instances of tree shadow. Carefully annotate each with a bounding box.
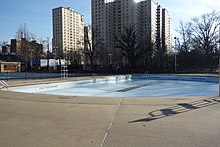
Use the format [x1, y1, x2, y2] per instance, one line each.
[129, 97, 220, 123]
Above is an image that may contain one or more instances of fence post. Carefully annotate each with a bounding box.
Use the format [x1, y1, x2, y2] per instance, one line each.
[219, 58, 220, 96]
[25, 71, 27, 80]
[7, 72, 9, 81]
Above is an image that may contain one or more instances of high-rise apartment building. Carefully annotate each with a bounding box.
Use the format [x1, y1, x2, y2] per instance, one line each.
[162, 8, 172, 54]
[52, 7, 84, 54]
[92, 0, 172, 67]
[92, 0, 136, 49]
[136, 0, 159, 45]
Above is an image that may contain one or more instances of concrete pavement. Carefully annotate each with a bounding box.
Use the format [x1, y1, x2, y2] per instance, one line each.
[0, 78, 220, 147]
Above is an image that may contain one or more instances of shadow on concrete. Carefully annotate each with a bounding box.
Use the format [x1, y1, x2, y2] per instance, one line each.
[129, 97, 220, 123]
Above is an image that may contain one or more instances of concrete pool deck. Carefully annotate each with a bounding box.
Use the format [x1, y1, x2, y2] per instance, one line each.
[0, 77, 220, 147]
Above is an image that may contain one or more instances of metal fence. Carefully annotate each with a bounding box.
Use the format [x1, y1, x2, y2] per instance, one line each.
[0, 72, 93, 80]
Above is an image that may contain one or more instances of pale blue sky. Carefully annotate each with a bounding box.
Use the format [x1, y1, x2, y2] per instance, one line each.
[0, 0, 219, 43]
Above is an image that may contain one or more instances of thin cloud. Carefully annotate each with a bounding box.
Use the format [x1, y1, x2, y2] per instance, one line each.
[195, 0, 220, 8]
[0, 15, 50, 29]
[166, 0, 220, 36]
[170, 0, 220, 17]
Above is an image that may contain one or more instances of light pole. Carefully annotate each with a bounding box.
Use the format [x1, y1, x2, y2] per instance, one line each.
[30, 48, 33, 71]
[53, 46, 58, 71]
[174, 37, 179, 73]
[108, 53, 113, 70]
[46, 37, 50, 71]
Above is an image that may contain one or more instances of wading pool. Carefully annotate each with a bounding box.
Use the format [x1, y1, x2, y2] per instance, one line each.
[5, 75, 218, 98]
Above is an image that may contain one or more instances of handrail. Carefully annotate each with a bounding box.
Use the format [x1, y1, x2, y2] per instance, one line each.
[92, 73, 98, 82]
[0, 80, 9, 89]
[92, 73, 98, 79]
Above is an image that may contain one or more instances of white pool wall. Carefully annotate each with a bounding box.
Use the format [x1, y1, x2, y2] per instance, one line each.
[7, 75, 132, 93]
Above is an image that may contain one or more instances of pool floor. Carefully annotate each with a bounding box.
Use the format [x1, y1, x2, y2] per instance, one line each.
[9, 77, 218, 98]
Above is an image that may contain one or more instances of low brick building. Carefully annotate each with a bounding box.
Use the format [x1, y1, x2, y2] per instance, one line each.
[0, 61, 21, 73]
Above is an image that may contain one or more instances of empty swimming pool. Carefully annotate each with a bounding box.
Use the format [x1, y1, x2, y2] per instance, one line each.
[5, 75, 219, 98]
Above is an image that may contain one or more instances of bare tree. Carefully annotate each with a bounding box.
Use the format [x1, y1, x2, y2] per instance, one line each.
[191, 11, 220, 55]
[16, 23, 31, 40]
[84, 26, 103, 70]
[15, 24, 42, 70]
[0, 41, 8, 54]
[17, 39, 31, 70]
[115, 26, 142, 69]
[0, 41, 8, 45]
[176, 10, 220, 70]
[0, 41, 8, 47]
[177, 21, 193, 53]
[65, 50, 81, 65]
[138, 36, 155, 70]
